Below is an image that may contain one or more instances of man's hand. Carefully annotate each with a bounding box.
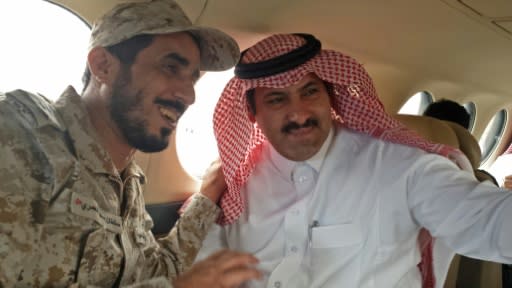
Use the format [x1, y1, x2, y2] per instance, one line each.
[173, 250, 262, 288]
[199, 159, 227, 204]
[503, 175, 512, 189]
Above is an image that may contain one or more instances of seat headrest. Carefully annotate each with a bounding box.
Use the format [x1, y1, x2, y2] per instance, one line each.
[442, 121, 482, 168]
[393, 114, 482, 170]
[394, 114, 459, 148]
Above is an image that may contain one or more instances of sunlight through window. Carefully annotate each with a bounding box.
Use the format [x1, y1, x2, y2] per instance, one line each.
[176, 69, 234, 179]
[479, 109, 507, 163]
[398, 91, 433, 115]
[0, 0, 90, 99]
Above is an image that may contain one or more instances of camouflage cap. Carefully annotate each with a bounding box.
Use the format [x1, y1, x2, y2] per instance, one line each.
[89, 0, 240, 71]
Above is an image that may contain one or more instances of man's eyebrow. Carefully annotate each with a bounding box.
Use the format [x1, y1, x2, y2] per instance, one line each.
[300, 80, 320, 90]
[263, 90, 287, 98]
[164, 52, 200, 81]
[163, 52, 190, 66]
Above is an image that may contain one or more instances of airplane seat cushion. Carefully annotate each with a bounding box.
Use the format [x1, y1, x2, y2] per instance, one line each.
[393, 114, 460, 149]
[442, 121, 482, 169]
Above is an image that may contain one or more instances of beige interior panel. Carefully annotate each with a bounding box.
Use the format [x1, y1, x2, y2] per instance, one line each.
[460, 0, 512, 18]
[495, 20, 512, 33]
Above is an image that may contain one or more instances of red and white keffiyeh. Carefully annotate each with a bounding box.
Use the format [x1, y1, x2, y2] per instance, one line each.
[213, 33, 471, 287]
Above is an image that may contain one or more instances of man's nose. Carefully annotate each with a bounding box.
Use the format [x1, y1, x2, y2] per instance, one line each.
[286, 101, 311, 124]
[173, 79, 196, 106]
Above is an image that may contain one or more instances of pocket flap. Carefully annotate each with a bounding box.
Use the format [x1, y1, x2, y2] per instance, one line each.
[311, 223, 362, 248]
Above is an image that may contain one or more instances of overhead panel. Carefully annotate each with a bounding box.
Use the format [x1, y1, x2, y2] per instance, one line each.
[460, 0, 512, 18]
[495, 20, 512, 33]
[457, 0, 512, 37]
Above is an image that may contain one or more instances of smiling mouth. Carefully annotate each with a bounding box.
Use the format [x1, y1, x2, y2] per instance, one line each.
[288, 126, 315, 136]
[158, 106, 178, 126]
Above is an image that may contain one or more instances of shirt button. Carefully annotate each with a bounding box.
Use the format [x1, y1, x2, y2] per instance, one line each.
[274, 281, 282, 288]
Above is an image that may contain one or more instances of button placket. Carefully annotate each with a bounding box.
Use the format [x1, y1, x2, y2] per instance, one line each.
[267, 163, 318, 288]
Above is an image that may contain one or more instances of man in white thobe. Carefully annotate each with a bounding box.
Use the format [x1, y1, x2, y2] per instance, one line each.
[199, 33, 512, 288]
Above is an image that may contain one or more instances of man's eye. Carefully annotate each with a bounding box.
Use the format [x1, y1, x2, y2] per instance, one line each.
[267, 97, 283, 105]
[304, 87, 319, 96]
[165, 64, 178, 74]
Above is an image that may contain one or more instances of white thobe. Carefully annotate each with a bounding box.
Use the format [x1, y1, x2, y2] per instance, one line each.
[198, 127, 512, 287]
[488, 153, 512, 187]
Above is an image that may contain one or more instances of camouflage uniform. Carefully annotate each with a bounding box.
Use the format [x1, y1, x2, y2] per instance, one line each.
[0, 87, 220, 287]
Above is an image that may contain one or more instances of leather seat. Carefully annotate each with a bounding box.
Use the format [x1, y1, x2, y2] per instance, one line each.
[394, 114, 460, 150]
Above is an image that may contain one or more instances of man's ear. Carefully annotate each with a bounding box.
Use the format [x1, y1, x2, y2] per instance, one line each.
[248, 111, 256, 123]
[246, 103, 256, 123]
[87, 47, 118, 84]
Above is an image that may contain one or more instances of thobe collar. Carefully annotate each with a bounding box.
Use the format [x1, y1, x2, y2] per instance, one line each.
[269, 126, 335, 181]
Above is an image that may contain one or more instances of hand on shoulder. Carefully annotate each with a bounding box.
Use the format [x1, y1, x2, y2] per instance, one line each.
[199, 159, 227, 204]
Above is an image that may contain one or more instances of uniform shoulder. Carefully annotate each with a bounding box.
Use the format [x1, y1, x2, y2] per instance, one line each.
[0, 89, 64, 130]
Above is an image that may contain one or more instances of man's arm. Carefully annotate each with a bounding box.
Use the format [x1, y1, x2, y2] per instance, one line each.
[138, 158, 225, 273]
[144, 193, 221, 276]
[138, 160, 261, 286]
[0, 99, 50, 285]
[408, 154, 512, 262]
[163, 158, 229, 271]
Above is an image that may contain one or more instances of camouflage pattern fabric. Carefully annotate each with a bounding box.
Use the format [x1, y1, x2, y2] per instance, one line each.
[0, 87, 220, 287]
[89, 0, 240, 72]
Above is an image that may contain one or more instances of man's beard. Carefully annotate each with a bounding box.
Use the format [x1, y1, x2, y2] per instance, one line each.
[109, 69, 172, 153]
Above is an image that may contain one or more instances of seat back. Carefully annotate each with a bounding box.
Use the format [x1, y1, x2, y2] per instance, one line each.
[394, 114, 483, 170]
[394, 114, 460, 151]
[442, 121, 481, 169]
[145, 201, 184, 236]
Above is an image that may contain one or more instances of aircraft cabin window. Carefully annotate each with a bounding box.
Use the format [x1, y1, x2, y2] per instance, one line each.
[176, 69, 234, 179]
[398, 91, 433, 115]
[479, 109, 507, 164]
[463, 102, 477, 132]
[0, 0, 90, 99]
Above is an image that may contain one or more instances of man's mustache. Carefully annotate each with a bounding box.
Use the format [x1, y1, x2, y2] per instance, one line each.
[154, 99, 186, 116]
[281, 118, 319, 134]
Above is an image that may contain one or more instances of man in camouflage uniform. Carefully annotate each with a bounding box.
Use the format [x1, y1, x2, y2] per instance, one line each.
[0, 0, 261, 287]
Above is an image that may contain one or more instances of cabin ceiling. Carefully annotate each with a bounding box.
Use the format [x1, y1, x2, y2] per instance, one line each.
[51, 0, 512, 110]
[46, 0, 512, 198]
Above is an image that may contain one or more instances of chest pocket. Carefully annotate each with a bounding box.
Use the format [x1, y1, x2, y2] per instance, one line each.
[71, 192, 124, 286]
[310, 223, 364, 287]
[75, 227, 123, 286]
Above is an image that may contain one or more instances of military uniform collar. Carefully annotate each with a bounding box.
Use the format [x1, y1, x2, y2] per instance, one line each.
[54, 86, 145, 182]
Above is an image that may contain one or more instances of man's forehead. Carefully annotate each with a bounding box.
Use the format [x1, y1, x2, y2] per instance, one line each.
[144, 33, 200, 67]
[254, 73, 322, 94]
[150, 33, 199, 57]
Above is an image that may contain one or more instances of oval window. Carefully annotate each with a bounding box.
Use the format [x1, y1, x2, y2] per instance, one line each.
[0, 0, 90, 99]
[398, 91, 433, 115]
[176, 69, 234, 179]
[479, 109, 507, 163]
[463, 102, 476, 132]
